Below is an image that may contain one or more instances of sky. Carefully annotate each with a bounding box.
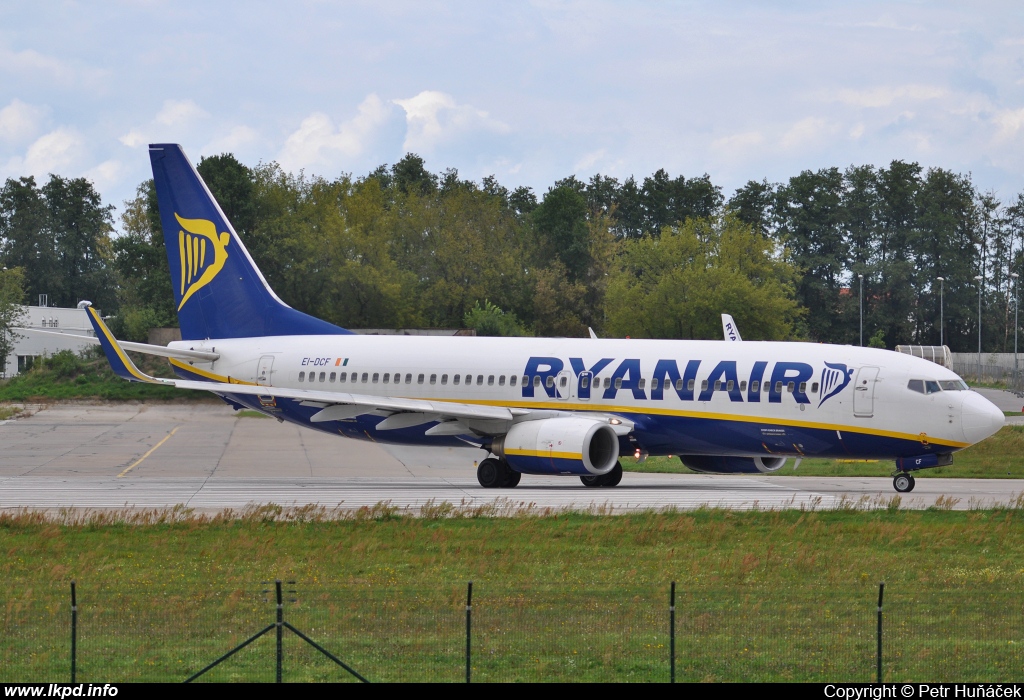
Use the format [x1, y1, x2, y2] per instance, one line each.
[3, 1, 1024, 225]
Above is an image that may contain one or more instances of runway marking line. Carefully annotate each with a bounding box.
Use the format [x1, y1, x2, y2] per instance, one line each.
[118, 426, 180, 478]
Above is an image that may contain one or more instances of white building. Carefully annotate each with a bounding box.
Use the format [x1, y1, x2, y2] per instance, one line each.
[5, 304, 96, 377]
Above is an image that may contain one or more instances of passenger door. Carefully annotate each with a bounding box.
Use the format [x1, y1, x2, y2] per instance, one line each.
[853, 366, 879, 417]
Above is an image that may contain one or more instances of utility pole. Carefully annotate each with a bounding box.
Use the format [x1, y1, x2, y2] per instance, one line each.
[859, 273, 864, 347]
[975, 275, 984, 381]
[1013, 272, 1020, 390]
[937, 277, 945, 347]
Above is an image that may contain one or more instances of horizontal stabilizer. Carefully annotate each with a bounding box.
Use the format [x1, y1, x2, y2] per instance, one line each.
[16, 327, 220, 362]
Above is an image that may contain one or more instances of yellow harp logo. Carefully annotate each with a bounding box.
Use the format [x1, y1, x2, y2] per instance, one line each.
[175, 213, 230, 311]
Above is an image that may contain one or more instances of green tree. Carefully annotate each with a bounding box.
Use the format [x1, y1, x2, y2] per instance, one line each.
[41, 175, 116, 310]
[0, 176, 57, 306]
[0, 267, 26, 375]
[532, 185, 592, 283]
[605, 215, 802, 340]
[774, 167, 847, 342]
[464, 300, 528, 337]
[111, 182, 178, 339]
[197, 153, 257, 237]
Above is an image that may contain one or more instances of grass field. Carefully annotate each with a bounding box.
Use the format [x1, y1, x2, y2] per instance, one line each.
[3, 506, 1024, 682]
[627, 424, 1024, 478]
[0, 350, 213, 402]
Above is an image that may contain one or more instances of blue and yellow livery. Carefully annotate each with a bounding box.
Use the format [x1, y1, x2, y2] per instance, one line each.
[85, 144, 1005, 494]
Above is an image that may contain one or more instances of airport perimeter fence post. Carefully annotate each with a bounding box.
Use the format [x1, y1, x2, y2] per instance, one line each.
[877, 582, 885, 684]
[669, 581, 676, 684]
[185, 580, 369, 683]
[70, 581, 76, 684]
[465, 581, 473, 684]
[275, 580, 283, 683]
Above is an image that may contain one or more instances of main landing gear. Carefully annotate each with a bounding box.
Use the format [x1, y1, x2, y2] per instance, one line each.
[893, 473, 916, 493]
[580, 462, 623, 488]
[477, 458, 522, 488]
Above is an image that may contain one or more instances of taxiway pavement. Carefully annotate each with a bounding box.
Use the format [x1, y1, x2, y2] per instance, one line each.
[0, 402, 1019, 513]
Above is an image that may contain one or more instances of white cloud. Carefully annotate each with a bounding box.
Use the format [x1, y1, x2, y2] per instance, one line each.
[0, 100, 47, 143]
[780, 117, 837, 151]
[573, 149, 606, 172]
[992, 108, 1024, 140]
[84, 159, 127, 189]
[120, 100, 209, 149]
[393, 90, 509, 154]
[826, 85, 947, 108]
[202, 125, 261, 156]
[119, 129, 146, 148]
[711, 131, 764, 157]
[154, 99, 208, 127]
[0, 46, 104, 86]
[278, 94, 392, 171]
[22, 128, 84, 177]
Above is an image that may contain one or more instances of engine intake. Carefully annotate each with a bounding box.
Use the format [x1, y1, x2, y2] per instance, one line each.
[680, 455, 787, 474]
[493, 417, 619, 476]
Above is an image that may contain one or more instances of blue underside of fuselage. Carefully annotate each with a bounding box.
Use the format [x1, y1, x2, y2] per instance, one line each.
[173, 367, 954, 469]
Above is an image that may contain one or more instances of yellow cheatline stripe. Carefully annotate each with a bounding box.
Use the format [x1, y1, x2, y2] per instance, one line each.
[426, 395, 969, 448]
[506, 448, 579, 460]
[161, 357, 966, 449]
[118, 426, 179, 478]
[168, 358, 257, 385]
[89, 307, 151, 382]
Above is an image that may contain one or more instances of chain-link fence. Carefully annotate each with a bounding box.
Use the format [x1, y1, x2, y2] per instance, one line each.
[2, 581, 1022, 682]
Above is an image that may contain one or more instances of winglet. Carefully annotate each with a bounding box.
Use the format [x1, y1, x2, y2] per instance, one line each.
[84, 305, 170, 384]
[588, 327, 599, 339]
[722, 314, 742, 341]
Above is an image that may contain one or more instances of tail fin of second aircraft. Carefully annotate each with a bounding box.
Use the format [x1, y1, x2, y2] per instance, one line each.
[148, 143, 350, 340]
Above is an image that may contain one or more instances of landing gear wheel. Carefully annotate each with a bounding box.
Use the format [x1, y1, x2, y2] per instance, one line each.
[600, 462, 623, 487]
[501, 470, 521, 488]
[580, 475, 601, 487]
[893, 473, 916, 493]
[477, 458, 503, 488]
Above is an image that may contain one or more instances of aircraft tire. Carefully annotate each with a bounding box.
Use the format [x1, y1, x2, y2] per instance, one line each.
[477, 458, 504, 488]
[893, 473, 915, 493]
[580, 475, 601, 487]
[600, 462, 623, 487]
[502, 469, 522, 488]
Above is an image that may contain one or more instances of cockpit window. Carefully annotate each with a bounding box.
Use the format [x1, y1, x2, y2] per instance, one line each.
[909, 378, 964, 394]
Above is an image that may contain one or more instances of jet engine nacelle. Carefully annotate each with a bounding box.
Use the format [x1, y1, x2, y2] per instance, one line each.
[680, 455, 787, 474]
[493, 417, 620, 476]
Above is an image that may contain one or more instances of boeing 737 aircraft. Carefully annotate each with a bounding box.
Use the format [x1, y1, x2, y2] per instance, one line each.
[80, 144, 1004, 493]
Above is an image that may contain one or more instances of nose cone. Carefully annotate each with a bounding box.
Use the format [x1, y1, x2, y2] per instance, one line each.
[961, 391, 1005, 444]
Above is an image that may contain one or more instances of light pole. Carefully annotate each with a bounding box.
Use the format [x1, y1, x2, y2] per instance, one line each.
[859, 273, 864, 347]
[1013, 272, 1020, 389]
[975, 275, 983, 381]
[937, 276, 945, 347]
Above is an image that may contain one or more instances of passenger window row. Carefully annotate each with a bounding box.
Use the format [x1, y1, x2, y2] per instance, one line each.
[293, 370, 820, 397]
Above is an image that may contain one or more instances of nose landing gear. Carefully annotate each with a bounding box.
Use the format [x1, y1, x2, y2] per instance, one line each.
[893, 473, 916, 493]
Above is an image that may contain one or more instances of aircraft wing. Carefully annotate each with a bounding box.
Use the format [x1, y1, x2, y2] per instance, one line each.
[84, 305, 521, 425]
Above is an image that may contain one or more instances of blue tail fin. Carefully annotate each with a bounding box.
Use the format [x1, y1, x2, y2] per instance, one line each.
[148, 143, 351, 340]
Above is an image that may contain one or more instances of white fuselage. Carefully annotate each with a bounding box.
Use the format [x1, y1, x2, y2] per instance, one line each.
[167, 335, 1004, 459]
